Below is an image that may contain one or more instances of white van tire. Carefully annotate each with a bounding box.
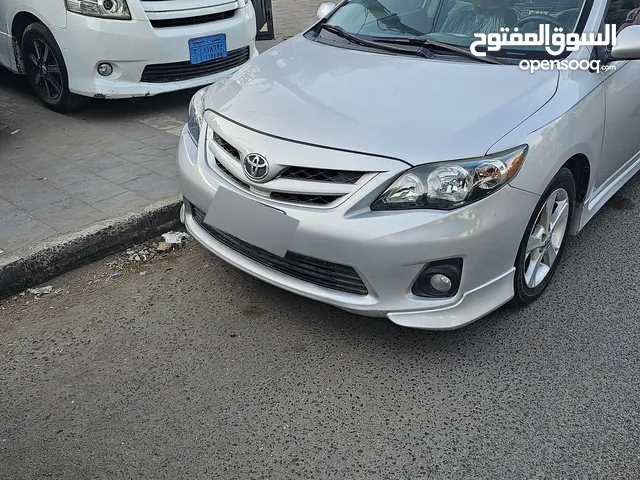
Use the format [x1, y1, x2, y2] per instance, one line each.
[21, 22, 86, 112]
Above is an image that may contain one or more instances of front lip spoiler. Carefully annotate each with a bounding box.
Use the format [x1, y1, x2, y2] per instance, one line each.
[387, 269, 515, 330]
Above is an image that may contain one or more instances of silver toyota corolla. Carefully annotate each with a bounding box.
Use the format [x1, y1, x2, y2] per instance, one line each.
[178, 0, 640, 329]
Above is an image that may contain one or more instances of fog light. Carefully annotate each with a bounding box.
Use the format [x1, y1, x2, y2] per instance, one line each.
[97, 63, 113, 77]
[412, 258, 463, 298]
[430, 274, 452, 293]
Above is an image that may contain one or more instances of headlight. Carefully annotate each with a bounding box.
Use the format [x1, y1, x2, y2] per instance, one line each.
[371, 146, 527, 211]
[187, 87, 208, 144]
[65, 0, 131, 19]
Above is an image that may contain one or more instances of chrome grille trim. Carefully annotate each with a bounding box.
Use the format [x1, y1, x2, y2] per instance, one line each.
[215, 159, 250, 189]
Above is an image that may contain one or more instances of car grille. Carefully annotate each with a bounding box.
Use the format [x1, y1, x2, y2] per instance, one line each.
[278, 167, 364, 184]
[141, 46, 250, 83]
[150, 10, 235, 28]
[210, 130, 371, 207]
[190, 204, 368, 295]
[214, 158, 342, 205]
[270, 192, 341, 205]
[212, 132, 365, 185]
[216, 159, 250, 189]
[213, 132, 241, 161]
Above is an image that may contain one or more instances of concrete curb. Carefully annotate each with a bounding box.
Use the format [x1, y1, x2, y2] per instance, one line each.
[0, 196, 182, 300]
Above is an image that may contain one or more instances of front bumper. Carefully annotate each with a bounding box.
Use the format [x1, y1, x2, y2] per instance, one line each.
[52, 5, 257, 98]
[177, 124, 540, 330]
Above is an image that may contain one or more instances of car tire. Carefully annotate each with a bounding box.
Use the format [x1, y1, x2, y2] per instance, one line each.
[511, 167, 576, 306]
[21, 22, 86, 112]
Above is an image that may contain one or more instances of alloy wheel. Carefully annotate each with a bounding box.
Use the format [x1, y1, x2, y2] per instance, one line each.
[26, 39, 63, 101]
[523, 188, 570, 288]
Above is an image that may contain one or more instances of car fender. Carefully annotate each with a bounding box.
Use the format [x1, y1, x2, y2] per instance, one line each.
[488, 63, 606, 208]
[8, 2, 67, 32]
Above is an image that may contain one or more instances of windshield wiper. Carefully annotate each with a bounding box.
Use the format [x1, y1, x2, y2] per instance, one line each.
[317, 23, 433, 59]
[371, 36, 512, 65]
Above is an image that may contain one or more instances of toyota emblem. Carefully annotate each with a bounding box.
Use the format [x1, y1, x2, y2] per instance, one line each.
[243, 153, 269, 182]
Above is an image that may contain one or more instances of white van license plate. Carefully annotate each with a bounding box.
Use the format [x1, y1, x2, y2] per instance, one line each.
[189, 34, 227, 65]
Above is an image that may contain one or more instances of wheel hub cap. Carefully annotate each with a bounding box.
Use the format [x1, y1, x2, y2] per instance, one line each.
[28, 39, 62, 101]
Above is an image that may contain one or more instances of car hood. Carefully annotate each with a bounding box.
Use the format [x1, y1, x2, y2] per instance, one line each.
[205, 36, 559, 166]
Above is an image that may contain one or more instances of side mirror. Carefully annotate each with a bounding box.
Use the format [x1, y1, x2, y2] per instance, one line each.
[317, 2, 336, 20]
[611, 25, 640, 60]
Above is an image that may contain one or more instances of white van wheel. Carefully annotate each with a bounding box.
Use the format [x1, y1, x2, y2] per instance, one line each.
[21, 22, 86, 112]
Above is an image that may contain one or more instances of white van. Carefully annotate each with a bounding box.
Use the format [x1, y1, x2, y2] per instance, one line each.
[0, 0, 258, 111]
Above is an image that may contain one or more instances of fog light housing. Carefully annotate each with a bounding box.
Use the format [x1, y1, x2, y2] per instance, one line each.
[97, 63, 113, 77]
[412, 259, 463, 298]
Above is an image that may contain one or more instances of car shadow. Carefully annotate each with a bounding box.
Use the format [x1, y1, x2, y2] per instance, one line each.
[224, 264, 522, 352]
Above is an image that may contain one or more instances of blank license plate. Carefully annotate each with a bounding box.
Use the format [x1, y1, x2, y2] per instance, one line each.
[189, 34, 227, 65]
[204, 187, 299, 258]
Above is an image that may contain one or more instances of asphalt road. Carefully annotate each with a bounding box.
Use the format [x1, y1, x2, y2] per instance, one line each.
[2, 176, 640, 479]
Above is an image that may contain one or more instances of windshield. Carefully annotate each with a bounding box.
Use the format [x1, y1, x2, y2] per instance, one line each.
[323, 0, 591, 57]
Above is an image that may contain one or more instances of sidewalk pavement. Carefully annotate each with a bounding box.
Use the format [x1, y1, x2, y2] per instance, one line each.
[0, 0, 320, 297]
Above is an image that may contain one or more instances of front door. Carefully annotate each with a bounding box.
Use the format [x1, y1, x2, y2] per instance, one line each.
[596, 5, 640, 189]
